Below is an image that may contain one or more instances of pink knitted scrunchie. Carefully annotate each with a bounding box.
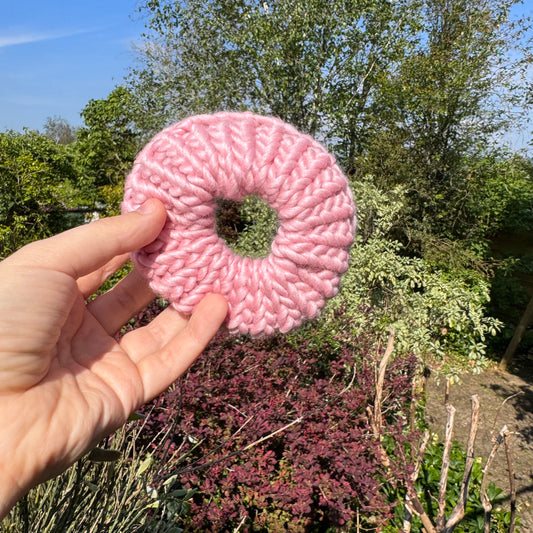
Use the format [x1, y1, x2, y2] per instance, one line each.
[122, 112, 356, 336]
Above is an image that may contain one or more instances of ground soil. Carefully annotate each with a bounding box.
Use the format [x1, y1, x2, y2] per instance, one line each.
[425, 354, 533, 531]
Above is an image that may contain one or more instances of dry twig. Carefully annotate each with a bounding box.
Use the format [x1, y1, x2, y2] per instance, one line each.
[503, 428, 517, 533]
[481, 425, 507, 533]
[443, 395, 480, 532]
[373, 330, 395, 437]
[403, 430, 431, 533]
[370, 332, 437, 533]
[436, 404, 456, 529]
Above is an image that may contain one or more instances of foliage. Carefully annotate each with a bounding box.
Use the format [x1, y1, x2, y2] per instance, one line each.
[316, 178, 502, 376]
[215, 195, 279, 258]
[132, 0, 530, 178]
[0, 130, 79, 257]
[132, 0, 424, 143]
[464, 155, 533, 352]
[209, 176, 503, 374]
[137, 331, 418, 532]
[131, 0, 532, 281]
[129, 0, 533, 362]
[455, 154, 533, 243]
[76, 86, 143, 214]
[355, 0, 532, 249]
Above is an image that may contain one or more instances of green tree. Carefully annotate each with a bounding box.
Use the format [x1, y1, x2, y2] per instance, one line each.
[76, 86, 143, 213]
[360, 0, 532, 250]
[131, 0, 423, 152]
[43, 116, 77, 145]
[131, 0, 530, 244]
[126, 0, 532, 363]
[0, 131, 79, 256]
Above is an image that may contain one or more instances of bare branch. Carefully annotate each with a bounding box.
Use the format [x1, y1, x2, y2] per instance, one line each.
[491, 391, 523, 437]
[404, 430, 431, 532]
[444, 394, 480, 532]
[374, 330, 395, 436]
[404, 491, 437, 533]
[367, 332, 436, 533]
[503, 428, 516, 533]
[436, 404, 456, 529]
[481, 425, 507, 533]
[415, 431, 432, 483]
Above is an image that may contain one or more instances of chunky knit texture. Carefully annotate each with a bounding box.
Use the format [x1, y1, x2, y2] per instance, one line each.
[122, 112, 356, 336]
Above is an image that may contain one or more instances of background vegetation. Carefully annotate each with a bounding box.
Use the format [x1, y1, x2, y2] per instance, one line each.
[1, 0, 532, 530]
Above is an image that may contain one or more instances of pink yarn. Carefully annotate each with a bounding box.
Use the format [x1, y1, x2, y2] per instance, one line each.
[122, 112, 356, 336]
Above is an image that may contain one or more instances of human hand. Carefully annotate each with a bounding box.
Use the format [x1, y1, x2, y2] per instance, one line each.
[0, 199, 228, 518]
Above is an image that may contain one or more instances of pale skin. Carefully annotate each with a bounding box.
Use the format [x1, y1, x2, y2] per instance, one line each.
[0, 199, 228, 519]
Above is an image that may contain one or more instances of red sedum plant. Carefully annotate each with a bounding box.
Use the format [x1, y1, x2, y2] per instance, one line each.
[131, 310, 418, 532]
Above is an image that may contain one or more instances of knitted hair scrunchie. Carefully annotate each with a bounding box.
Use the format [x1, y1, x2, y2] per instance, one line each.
[122, 112, 356, 336]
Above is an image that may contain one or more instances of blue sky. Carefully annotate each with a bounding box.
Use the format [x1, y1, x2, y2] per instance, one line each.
[0, 1, 531, 153]
[0, 0, 145, 132]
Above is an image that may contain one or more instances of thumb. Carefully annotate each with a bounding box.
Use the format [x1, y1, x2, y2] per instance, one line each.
[10, 199, 167, 279]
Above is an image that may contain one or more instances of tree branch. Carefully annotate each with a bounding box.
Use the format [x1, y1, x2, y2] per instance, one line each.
[481, 425, 507, 533]
[404, 430, 431, 533]
[373, 330, 395, 437]
[503, 428, 516, 533]
[368, 332, 436, 533]
[436, 404, 456, 529]
[444, 394, 480, 532]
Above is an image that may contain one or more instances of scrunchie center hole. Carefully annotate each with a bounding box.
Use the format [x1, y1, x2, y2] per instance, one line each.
[215, 195, 279, 259]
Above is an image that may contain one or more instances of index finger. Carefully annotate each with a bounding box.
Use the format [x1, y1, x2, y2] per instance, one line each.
[9, 199, 167, 280]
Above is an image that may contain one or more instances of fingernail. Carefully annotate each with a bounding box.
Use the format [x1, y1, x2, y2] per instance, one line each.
[136, 199, 156, 215]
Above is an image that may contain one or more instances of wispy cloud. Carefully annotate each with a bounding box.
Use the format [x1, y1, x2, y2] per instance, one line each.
[0, 27, 98, 49]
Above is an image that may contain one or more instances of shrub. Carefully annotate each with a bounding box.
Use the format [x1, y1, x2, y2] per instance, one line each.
[318, 178, 502, 377]
[0, 131, 79, 257]
[139, 331, 418, 531]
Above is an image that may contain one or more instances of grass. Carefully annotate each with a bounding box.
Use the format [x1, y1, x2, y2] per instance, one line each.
[1, 412, 188, 533]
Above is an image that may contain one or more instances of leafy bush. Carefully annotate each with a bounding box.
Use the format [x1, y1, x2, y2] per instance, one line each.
[0, 131, 79, 257]
[461, 154, 533, 243]
[139, 331, 418, 532]
[212, 177, 502, 374]
[319, 178, 502, 377]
